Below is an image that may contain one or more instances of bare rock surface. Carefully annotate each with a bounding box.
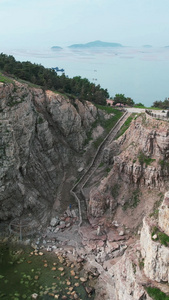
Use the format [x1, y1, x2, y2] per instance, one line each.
[0, 80, 107, 223]
[158, 191, 169, 235]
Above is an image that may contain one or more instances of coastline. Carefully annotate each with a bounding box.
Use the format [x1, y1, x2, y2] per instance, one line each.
[0, 206, 134, 300]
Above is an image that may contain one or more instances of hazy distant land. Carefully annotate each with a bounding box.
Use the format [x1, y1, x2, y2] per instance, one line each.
[68, 40, 123, 48]
[51, 40, 123, 50]
[51, 41, 169, 51]
[51, 46, 63, 51]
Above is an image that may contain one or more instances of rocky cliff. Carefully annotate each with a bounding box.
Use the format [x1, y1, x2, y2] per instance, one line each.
[2, 78, 169, 300]
[0, 79, 110, 226]
[88, 113, 169, 228]
[83, 113, 169, 299]
[88, 192, 169, 300]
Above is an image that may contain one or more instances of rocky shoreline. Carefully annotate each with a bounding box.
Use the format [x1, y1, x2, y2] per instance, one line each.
[2, 192, 169, 300]
[0, 205, 134, 300]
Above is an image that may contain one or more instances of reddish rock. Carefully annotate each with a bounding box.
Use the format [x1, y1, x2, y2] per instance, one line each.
[107, 230, 127, 242]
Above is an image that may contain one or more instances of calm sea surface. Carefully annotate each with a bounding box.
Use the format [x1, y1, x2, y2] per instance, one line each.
[2, 46, 169, 107]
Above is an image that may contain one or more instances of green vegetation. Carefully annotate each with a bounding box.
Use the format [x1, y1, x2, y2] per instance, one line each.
[151, 226, 169, 246]
[123, 189, 141, 211]
[0, 53, 109, 105]
[95, 104, 123, 133]
[116, 114, 135, 139]
[134, 102, 145, 108]
[93, 136, 104, 149]
[138, 151, 156, 166]
[85, 105, 123, 147]
[106, 167, 111, 173]
[152, 98, 169, 109]
[37, 116, 44, 124]
[149, 107, 163, 110]
[146, 286, 169, 300]
[133, 104, 162, 110]
[132, 262, 136, 274]
[0, 72, 13, 84]
[95, 104, 121, 114]
[113, 93, 134, 106]
[159, 159, 169, 171]
[138, 258, 144, 270]
[111, 184, 120, 199]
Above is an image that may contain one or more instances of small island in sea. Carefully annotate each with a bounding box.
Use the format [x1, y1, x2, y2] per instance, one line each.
[142, 44, 152, 48]
[68, 40, 123, 48]
[51, 46, 63, 51]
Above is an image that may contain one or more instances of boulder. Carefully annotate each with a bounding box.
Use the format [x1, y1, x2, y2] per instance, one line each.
[50, 217, 60, 227]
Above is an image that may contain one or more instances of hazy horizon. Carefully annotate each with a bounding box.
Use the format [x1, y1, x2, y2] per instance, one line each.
[1, 0, 169, 106]
[3, 45, 169, 107]
[1, 0, 169, 50]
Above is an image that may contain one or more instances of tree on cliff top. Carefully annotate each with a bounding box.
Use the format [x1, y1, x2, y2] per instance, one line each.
[0, 53, 108, 105]
[152, 98, 169, 109]
[113, 94, 134, 106]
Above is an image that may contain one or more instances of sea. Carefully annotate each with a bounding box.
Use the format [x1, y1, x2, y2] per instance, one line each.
[2, 45, 169, 107]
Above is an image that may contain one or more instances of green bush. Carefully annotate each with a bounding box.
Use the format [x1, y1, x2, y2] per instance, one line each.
[146, 286, 169, 300]
[159, 159, 169, 171]
[116, 114, 135, 139]
[85, 105, 123, 147]
[0, 72, 13, 83]
[151, 226, 169, 246]
[138, 151, 155, 166]
[123, 189, 140, 211]
[111, 184, 120, 199]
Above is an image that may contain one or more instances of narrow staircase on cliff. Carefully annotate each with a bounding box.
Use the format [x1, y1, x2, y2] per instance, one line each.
[71, 111, 131, 226]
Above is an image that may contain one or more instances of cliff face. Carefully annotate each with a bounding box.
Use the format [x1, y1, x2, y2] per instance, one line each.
[88, 114, 169, 222]
[85, 114, 169, 300]
[109, 114, 169, 188]
[140, 217, 169, 283]
[93, 192, 169, 300]
[0, 80, 106, 224]
[2, 79, 169, 299]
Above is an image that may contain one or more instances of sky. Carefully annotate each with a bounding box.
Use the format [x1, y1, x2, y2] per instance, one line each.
[1, 0, 169, 50]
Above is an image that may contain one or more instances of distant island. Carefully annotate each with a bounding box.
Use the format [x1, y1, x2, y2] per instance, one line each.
[142, 45, 152, 48]
[51, 46, 63, 51]
[68, 40, 123, 49]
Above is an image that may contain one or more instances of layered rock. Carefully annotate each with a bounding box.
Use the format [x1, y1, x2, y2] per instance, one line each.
[110, 114, 169, 188]
[158, 191, 169, 235]
[88, 114, 169, 218]
[141, 191, 169, 283]
[0, 80, 106, 224]
[93, 192, 169, 300]
[140, 217, 169, 282]
[107, 245, 151, 300]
